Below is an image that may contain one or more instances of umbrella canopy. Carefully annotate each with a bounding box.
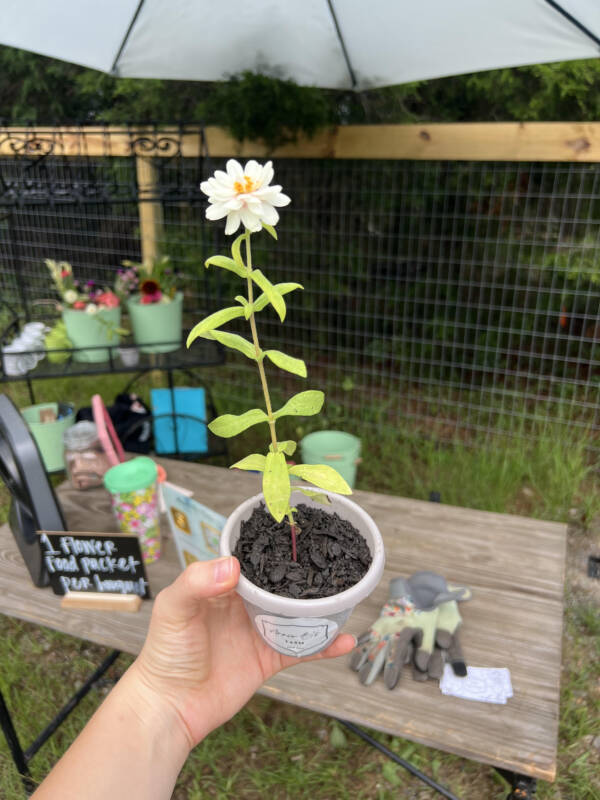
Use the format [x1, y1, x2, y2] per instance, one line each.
[2, 0, 600, 90]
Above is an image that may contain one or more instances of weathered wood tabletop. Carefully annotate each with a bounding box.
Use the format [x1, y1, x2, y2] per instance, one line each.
[0, 458, 566, 782]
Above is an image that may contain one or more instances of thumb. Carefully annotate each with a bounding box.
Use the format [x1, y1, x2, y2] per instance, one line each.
[154, 557, 240, 625]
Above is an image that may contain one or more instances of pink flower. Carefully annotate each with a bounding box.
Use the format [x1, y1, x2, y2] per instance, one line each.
[140, 291, 162, 304]
[97, 291, 120, 308]
[73, 301, 86, 310]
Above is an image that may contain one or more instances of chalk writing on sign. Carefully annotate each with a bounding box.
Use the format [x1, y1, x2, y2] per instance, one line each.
[38, 532, 150, 598]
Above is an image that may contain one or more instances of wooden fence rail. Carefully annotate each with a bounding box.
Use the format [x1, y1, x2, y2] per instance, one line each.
[2, 122, 600, 162]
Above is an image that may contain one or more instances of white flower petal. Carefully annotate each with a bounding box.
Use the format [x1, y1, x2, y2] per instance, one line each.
[224, 197, 244, 210]
[271, 192, 291, 208]
[260, 161, 274, 187]
[244, 195, 263, 212]
[226, 159, 244, 181]
[224, 211, 242, 235]
[240, 207, 262, 231]
[244, 160, 261, 180]
[261, 205, 279, 225]
[206, 203, 229, 221]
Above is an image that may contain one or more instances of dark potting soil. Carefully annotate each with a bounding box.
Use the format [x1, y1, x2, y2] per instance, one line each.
[233, 502, 372, 599]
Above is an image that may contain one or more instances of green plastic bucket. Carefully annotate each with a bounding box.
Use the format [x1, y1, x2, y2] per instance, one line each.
[62, 307, 122, 362]
[300, 430, 361, 489]
[21, 402, 75, 472]
[127, 292, 183, 354]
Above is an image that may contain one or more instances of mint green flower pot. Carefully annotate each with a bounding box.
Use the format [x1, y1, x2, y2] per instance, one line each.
[21, 402, 75, 472]
[300, 430, 362, 489]
[127, 292, 183, 354]
[62, 307, 121, 362]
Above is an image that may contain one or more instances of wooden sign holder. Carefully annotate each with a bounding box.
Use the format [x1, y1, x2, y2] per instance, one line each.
[60, 592, 142, 612]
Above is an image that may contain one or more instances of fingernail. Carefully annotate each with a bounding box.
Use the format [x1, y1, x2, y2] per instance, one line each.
[214, 557, 233, 585]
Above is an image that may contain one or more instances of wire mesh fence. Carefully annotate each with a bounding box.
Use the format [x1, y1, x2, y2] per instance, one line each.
[2, 125, 600, 446]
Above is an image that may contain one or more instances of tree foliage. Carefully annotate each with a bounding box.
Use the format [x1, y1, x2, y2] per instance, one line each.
[2, 43, 600, 132]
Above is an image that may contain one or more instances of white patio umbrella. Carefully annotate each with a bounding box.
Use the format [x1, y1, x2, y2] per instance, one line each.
[1, 0, 600, 90]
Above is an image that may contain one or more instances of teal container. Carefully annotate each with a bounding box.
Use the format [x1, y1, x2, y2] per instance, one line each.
[300, 430, 362, 489]
[127, 292, 183, 354]
[62, 307, 122, 362]
[21, 402, 75, 472]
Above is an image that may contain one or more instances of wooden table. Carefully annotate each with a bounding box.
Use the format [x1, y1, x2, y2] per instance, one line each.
[0, 458, 566, 789]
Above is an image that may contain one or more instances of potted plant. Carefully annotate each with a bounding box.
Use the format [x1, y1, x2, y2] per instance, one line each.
[187, 159, 385, 657]
[45, 260, 126, 363]
[119, 256, 183, 354]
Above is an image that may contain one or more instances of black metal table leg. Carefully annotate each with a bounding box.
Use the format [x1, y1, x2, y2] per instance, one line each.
[338, 719, 461, 799]
[0, 649, 121, 797]
[496, 768, 537, 799]
[0, 688, 36, 795]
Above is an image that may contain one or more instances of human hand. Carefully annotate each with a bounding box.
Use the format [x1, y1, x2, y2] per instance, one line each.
[126, 557, 355, 751]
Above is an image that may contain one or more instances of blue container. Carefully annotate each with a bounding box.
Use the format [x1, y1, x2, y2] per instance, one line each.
[151, 387, 207, 454]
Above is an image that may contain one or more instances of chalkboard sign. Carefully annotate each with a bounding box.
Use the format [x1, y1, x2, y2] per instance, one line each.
[38, 531, 151, 599]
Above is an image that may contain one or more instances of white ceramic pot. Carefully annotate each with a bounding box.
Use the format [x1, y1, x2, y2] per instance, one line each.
[220, 487, 385, 657]
[118, 346, 140, 367]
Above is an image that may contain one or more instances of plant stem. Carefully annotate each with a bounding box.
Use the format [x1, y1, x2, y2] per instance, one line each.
[245, 232, 278, 453]
[287, 511, 298, 562]
[245, 230, 298, 561]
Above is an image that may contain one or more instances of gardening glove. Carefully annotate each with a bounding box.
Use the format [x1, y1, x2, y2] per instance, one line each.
[350, 571, 467, 689]
[435, 593, 470, 677]
[412, 588, 472, 682]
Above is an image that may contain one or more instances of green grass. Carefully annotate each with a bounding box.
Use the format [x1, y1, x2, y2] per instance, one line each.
[1, 375, 600, 798]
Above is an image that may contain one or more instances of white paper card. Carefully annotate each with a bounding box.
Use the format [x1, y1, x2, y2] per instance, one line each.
[440, 664, 513, 704]
[162, 483, 226, 569]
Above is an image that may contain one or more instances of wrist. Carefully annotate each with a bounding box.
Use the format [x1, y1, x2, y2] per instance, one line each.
[114, 662, 193, 765]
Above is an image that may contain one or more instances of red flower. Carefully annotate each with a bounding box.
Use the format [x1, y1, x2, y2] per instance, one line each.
[140, 279, 162, 304]
[61, 268, 70, 278]
[73, 301, 86, 310]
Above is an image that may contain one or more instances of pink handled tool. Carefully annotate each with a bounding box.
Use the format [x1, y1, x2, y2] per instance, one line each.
[92, 394, 126, 466]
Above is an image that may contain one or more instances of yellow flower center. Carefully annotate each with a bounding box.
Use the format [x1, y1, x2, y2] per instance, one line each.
[233, 175, 257, 195]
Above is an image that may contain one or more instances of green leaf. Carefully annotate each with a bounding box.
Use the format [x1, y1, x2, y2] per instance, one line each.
[208, 408, 268, 438]
[262, 223, 278, 240]
[298, 488, 331, 505]
[269, 440, 297, 456]
[274, 390, 324, 420]
[382, 762, 402, 787]
[254, 282, 303, 313]
[205, 255, 247, 279]
[231, 454, 266, 472]
[262, 451, 291, 522]
[186, 306, 245, 347]
[231, 233, 246, 268]
[329, 722, 347, 748]
[234, 295, 253, 320]
[288, 463, 352, 495]
[251, 269, 286, 322]
[209, 329, 258, 360]
[264, 350, 307, 378]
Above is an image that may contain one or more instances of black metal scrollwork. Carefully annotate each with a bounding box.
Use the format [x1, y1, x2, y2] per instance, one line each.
[129, 135, 181, 159]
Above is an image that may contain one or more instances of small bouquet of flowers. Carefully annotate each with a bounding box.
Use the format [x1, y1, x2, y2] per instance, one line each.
[45, 260, 121, 312]
[119, 256, 178, 305]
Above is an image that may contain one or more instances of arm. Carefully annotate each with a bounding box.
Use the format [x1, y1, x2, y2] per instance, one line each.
[32, 557, 355, 800]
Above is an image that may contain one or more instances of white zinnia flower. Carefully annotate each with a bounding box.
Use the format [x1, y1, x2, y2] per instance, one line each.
[200, 159, 290, 236]
[85, 303, 97, 315]
[63, 289, 77, 305]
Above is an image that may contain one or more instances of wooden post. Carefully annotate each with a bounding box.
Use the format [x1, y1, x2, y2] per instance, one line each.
[135, 155, 163, 265]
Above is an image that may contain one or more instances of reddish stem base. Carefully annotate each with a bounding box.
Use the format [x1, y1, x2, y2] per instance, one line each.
[290, 524, 297, 562]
